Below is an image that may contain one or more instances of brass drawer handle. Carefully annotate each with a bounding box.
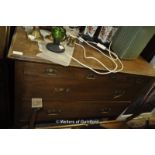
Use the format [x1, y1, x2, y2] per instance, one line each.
[100, 111, 109, 114]
[47, 113, 59, 116]
[113, 90, 126, 99]
[54, 88, 70, 93]
[45, 68, 57, 76]
[86, 73, 96, 80]
[47, 109, 62, 116]
[100, 108, 111, 114]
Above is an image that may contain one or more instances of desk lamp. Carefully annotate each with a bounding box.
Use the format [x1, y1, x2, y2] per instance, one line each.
[46, 27, 66, 53]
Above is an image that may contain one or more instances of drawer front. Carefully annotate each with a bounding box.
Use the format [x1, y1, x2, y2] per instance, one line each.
[23, 61, 150, 84]
[22, 77, 135, 101]
[23, 61, 90, 80]
[18, 100, 131, 122]
[15, 61, 154, 126]
[22, 62, 151, 102]
[22, 74, 149, 102]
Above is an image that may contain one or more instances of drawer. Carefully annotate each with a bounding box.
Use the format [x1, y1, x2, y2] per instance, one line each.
[23, 61, 91, 80]
[22, 67, 151, 101]
[18, 100, 131, 122]
[23, 61, 149, 85]
[15, 61, 153, 125]
[15, 62, 151, 106]
[22, 73, 147, 102]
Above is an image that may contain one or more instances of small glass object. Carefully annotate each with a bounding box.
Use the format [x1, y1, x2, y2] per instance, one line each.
[46, 27, 66, 53]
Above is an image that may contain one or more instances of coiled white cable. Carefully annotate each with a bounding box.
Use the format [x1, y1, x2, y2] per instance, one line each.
[66, 43, 116, 75]
[83, 40, 122, 72]
[75, 42, 118, 72]
[65, 33, 124, 75]
[107, 42, 124, 72]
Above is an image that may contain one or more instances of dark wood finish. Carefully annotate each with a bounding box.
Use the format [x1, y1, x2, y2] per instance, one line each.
[0, 27, 10, 59]
[0, 60, 10, 128]
[14, 60, 154, 127]
[125, 82, 155, 121]
[8, 27, 155, 128]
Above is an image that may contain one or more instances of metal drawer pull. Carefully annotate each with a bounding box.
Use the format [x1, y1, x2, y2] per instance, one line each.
[100, 111, 109, 114]
[66, 88, 70, 93]
[47, 113, 59, 116]
[47, 109, 62, 116]
[113, 90, 126, 99]
[86, 73, 96, 80]
[45, 68, 57, 76]
[100, 108, 111, 114]
[54, 88, 70, 93]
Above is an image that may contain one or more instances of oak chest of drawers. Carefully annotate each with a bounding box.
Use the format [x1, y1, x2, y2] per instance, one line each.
[14, 60, 154, 127]
[8, 27, 155, 128]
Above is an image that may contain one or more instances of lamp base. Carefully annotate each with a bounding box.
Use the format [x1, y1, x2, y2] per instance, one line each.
[46, 43, 65, 53]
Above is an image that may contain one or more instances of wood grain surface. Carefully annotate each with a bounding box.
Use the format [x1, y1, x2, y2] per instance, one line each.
[8, 27, 155, 77]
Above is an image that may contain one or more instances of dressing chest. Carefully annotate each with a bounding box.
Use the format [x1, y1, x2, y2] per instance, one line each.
[8, 27, 155, 128]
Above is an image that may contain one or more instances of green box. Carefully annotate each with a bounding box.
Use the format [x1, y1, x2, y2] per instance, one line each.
[111, 26, 155, 59]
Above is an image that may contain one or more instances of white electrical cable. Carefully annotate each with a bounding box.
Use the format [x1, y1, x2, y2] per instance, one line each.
[108, 42, 124, 72]
[107, 41, 118, 60]
[83, 40, 119, 72]
[65, 33, 124, 75]
[75, 42, 118, 73]
[88, 40, 119, 61]
[65, 51, 115, 75]
[85, 39, 124, 73]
